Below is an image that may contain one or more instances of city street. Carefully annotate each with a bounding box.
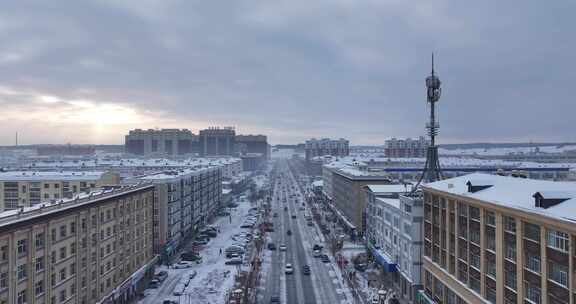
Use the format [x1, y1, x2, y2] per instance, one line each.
[260, 160, 352, 304]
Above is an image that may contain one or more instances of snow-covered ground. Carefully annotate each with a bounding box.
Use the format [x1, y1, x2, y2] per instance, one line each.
[140, 199, 254, 304]
[440, 144, 576, 156]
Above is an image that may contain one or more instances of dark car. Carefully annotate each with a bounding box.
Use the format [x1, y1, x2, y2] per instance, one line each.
[181, 252, 202, 262]
[302, 265, 311, 275]
[192, 239, 208, 246]
[267, 243, 277, 250]
[313, 244, 323, 251]
[286, 230, 292, 236]
[355, 263, 368, 272]
[291, 215, 297, 219]
[321, 254, 330, 263]
[284, 206, 288, 211]
[270, 296, 280, 303]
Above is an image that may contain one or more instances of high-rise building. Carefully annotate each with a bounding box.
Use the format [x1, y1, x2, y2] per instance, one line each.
[198, 127, 236, 157]
[125, 129, 197, 156]
[384, 137, 429, 158]
[0, 184, 156, 304]
[305, 138, 349, 162]
[0, 171, 120, 212]
[419, 173, 576, 304]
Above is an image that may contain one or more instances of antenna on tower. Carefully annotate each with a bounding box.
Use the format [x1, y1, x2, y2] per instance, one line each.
[413, 53, 443, 190]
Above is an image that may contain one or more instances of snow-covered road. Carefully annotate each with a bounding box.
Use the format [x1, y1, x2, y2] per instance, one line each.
[140, 199, 254, 304]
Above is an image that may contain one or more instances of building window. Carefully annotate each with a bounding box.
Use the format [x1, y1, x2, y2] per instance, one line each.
[60, 225, 67, 238]
[546, 229, 569, 252]
[505, 243, 516, 261]
[548, 262, 568, 287]
[60, 247, 67, 260]
[505, 269, 517, 289]
[17, 239, 28, 255]
[35, 257, 44, 272]
[524, 282, 541, 304]
[60, 289, 67, 302]
[524, 253, 541, 273]
[524, 223, 540, 242]
[469, 206, 480, 220]
[35, 233, 45, 249]
[17, 264, 27, 280]
[0, 272, 7, 288]
[485, 210, 495, 226]
[485, 259, 496, 278]
[17, 290, 27, 304]
[70, 222, 76, 234]
[0, 246, 7, 261]
[35, 280, 44, 295]
[504, 216, 516, 233]
[60, 268, 67, 281]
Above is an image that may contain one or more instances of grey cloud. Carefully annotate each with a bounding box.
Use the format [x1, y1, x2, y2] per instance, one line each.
[0, 0, 574, 145]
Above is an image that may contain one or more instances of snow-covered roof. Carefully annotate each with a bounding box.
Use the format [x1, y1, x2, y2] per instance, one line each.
[366, 184, 411, 193]
[312, 180, 323, 187]
[376, 197, 401, 209]
[423, 173, 576, 223]
[0, 171, 107, 181]
[24, 157, 241, 169]
[137, 167, 216, 180]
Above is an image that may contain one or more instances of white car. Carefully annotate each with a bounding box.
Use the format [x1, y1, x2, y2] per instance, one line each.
[312, 250, 322, 258]
[279, 245, 287, 251]
[173, 261, 194, 269]
[285, 263, 294, 274]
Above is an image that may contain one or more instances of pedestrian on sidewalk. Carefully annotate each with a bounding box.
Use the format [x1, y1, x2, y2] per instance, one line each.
[219, 248, 222, 255]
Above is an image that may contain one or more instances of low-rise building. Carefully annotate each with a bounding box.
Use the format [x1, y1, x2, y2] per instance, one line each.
[0, 171, 120, 212]
[365, 184, 423, 302]
[419, 173, 576, 304]
[322, 162, 392, 236]
[0, 184, 156, 304]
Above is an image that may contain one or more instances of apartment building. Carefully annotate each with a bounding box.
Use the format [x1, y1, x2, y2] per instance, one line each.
[365, 185, 423, 302]
[125, 128, 197, 156]
[305, 138, 349, 162]
[0, 171, 120, 212]
[384, 137, 429, 158]
[0, 184, 156, 304]
[419, 173, 576, 304]
[134, 166, 222, 260]
[198, 127, 236, 157]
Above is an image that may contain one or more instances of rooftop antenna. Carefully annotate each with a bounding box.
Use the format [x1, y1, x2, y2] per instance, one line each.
[414, 53, 443, 189]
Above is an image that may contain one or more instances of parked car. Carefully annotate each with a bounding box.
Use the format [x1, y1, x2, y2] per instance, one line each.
[267, 243, 277, 250]
[285, 263, 294, 274]
[302, 265, 311, 275]
[155, 271, 168, 282]
[148, 279, 161, 289]
[307, 221, 314, 227]
[312, 250, 322, 258]
[321, 255, 330, 263]
[291, 215, 297, 219]
[286, 230, 292, 236]
[225, 257, 243, 265]
[226, 252, 242, 259]
[279, 245, 287, 251]
[173, 261, 194, 269]
[163, 300, 178, 304]
[313, 244, 323, 251]
[181, 252, 202, 263]
[270, 296, 280, 303]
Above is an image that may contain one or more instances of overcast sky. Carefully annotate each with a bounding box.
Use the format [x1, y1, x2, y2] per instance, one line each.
[0, 0, 574, 145]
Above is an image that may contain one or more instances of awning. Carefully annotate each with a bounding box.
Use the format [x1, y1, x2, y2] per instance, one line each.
[369, 245, 396, 272]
